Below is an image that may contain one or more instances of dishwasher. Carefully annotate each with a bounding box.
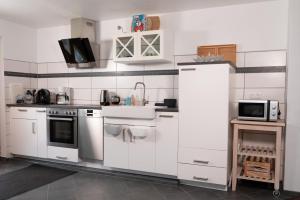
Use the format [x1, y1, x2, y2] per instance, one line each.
[78, 109, 103, 161]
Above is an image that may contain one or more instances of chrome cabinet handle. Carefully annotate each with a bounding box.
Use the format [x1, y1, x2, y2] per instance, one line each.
[36, 110, 46, 113]
[32, 122, 36, 134]
[181, 68, 196, 71]
[159, 115, 174, 118]
[193, 160, 209, 164]
[18, 109, 27, 112]
[122, 129, 126, 142]
[56, 156, 68, 160]
[193, 176, 208, 181]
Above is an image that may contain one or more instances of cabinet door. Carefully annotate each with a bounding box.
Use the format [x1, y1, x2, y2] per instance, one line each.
[113, 33, 137, 61]
[139, 31, 162, 59]
[128, 126, 155, 173]
[35, 108, 47, 158]
[104, 125, 129, 169]
[156, 113, 178, 176]
[179, 65, 229, 150]
[10, 118, 37, 157]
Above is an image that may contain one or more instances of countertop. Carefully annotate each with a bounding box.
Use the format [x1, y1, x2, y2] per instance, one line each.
[6, 104, 102, 109]
[6, 104, 179, 112]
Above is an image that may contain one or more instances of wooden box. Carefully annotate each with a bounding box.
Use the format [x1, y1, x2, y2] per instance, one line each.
[243, 156, 272, 180]
[197, 44, 236, 65]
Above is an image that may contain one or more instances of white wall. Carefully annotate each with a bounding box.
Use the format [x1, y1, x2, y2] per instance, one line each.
[284, 0, 300, 192]
[0, 19, 37, 62]
[37, 0, 288, 62]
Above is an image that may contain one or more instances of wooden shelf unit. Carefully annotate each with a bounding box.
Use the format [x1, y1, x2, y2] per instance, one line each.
[231, 119, 285, 192]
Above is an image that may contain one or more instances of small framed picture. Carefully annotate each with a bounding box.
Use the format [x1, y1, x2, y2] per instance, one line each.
[131, 14, 146, 32]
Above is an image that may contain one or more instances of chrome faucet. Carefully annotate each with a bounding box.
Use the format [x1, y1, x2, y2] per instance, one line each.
[134, 82, 147, 106]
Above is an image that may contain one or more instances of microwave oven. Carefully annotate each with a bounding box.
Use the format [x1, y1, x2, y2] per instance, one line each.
[238, 100, 280, 122]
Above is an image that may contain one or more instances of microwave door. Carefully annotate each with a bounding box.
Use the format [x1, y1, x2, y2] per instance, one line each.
[238, 102, 268, 121]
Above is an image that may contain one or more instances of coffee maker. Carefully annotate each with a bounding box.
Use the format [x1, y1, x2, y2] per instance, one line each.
[56, 87, 71, 105]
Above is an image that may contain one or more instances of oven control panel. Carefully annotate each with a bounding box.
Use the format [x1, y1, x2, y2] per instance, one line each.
[47, 108, 78, 116]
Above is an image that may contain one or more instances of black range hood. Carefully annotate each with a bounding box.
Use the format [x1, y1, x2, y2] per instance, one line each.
[59, 18, 100, 68]
[59, 38, 97, 68]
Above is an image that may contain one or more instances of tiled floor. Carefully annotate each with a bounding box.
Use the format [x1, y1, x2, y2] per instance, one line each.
[0, 159, 299, 200]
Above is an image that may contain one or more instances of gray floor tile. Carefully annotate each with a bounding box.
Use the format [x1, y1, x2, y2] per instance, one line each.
[2, 159, 300, 200]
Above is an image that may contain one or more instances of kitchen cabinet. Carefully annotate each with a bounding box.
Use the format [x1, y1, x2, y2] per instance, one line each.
[128, 125, 156, 173]
[10, 118, 37, 157]
[104, 120, 156, 173]
[113, 30, 173, 64]
[156, 112, 179, 176]
[178, 63, 234, 190]
[47, 146, 78, 163]
[104, 125, 129, 169]
[104, 114, 179, 176]
[9, 107, 47, 158]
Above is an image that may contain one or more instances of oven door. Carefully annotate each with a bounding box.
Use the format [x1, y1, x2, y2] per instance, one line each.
[238, 100, 268, 121]
[47, 116, 78, 148]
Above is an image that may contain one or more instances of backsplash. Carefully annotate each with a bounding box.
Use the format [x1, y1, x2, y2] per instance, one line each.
[4, 50, 287, 118]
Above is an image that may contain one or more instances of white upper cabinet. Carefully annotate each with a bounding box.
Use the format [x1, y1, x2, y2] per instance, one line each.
[113, 30, 173, 64]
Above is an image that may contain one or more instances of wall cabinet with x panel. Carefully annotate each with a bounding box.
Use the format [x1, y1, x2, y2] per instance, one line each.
[113, 30, 173, 64]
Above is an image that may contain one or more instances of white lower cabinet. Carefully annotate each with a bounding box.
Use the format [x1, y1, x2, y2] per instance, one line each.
[47, 146, 79, 163]
[178, 148, 227, 168]
[156, 112, 179, 176]
[10, 107, 47, 158]
[128, 125, 156, 173]
[178, 164, 227, 185]
[104, 125, 129, 169]
[10, 118, 38, 157]
[104, 113, 179, 176]
[104, 123, 156, 173]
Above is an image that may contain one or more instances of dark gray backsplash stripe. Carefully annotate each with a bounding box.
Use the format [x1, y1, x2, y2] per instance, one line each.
[236, 66, 286, 73]
[4, 71, 38, 78]
[4, 66, 286, 78]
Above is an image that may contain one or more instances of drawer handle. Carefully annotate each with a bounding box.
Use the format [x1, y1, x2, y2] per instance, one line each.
[159, 115, 174, 118]
[56, 156, 68, 160]
[32, 122, 36, 134]
[181, 68, 196, 71]
[193, 160, 209, 164]
[193, 176, 208, 181]
[18, 109, 28, 112]
[36, 110, 46, 113]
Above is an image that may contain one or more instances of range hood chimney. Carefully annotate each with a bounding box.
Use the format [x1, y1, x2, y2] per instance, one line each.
[59, 18, 100, 68]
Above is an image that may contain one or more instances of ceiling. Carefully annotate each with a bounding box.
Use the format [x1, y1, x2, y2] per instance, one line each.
[0, 0, 275, 28]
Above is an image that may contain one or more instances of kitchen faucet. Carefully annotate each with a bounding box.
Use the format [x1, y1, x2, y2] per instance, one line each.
[134, 82, 147, 106]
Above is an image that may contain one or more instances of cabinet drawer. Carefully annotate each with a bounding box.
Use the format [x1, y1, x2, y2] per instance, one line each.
[10, 107, 36, 119]
[47, 146, 78, 163]
[178, 148, 227, 167]
[178, 164, 227, 185]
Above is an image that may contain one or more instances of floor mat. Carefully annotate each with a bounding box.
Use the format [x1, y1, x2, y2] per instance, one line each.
[0, 164, 76, 200]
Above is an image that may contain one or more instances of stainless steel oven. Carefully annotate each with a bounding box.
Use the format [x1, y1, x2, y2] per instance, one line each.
[47, 108, 78, 148]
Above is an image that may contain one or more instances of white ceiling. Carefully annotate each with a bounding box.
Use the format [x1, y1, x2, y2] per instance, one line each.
[0, 0, 275, 28]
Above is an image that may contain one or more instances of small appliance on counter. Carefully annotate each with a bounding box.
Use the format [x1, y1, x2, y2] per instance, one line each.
[100, 90, 110, 106]
[36, 89, 51, 104]
[155, 99, 177, 108]
[110, 95, 120, 105]
[238, 100, 280, 122]
[24, 89, 36, 104]
[56, 87, 71, 105]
